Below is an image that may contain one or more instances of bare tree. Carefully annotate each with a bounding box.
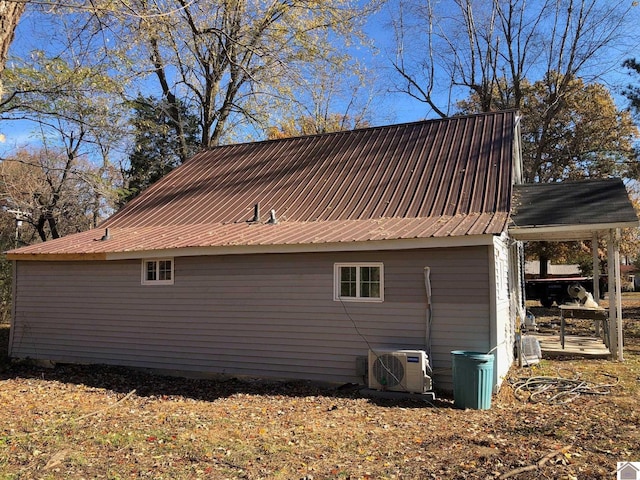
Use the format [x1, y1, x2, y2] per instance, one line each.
[266, 49, 379, 138]
[112, 0, 377, 149]
[0, 147, 108, 241]
[391, 0, 636, 117]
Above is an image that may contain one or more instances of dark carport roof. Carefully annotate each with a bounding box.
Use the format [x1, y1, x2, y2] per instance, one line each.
[509, 178, 639, 240]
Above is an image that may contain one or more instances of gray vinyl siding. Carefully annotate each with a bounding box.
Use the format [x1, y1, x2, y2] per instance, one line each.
[11, 246, 492, 391]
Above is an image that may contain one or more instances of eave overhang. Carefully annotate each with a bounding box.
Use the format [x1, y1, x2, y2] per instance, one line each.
[7, 233, 499, 262]
[509, 220, 640, 242]
[6, 213, 509, 262]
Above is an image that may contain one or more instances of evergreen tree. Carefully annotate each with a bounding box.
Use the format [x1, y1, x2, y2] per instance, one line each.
[123, 96, 200, 204]
[624, 59, 640, 117]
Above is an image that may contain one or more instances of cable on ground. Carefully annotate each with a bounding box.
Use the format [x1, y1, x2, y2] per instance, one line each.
[510, 370, 618, 404]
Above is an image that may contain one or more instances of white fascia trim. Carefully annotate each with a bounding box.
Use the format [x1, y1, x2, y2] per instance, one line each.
[509, 221, 639, 240]
[105, 234, 497, 260]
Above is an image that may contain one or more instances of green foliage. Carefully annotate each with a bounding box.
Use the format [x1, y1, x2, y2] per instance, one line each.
[0, 214, 15, 324]
[0, 255, 12, 324]
[2, 0, 379, 153]
[2, 50, 127, 232]
[524, 240, 595, 277]
[121, 96, 200, 204]
[2, 51, 123, 118]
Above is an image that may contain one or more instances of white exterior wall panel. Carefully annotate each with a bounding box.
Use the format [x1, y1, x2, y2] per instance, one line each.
[491, 235, 516, 390]
[12, 247, 493, 391]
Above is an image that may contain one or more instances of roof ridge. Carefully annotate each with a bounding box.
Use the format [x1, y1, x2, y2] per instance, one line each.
[515, 177, 622, 187]
[200, 110, 518, 151]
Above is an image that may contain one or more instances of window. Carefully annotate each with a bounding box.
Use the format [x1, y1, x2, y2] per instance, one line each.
[334, 263, 383, 302]
[142, 258, 174, 285]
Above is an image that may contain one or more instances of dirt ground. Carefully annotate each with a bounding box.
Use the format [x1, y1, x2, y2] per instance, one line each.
[0, 296, 639, 480]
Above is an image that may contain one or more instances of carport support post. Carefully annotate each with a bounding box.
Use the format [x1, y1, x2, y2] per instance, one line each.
[615, 229, 623, 361]
[592, 233, 600, 300]
[607, 229, 623, 361]
[592, 232, 600, 336]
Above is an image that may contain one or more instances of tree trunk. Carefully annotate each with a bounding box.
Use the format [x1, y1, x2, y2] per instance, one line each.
[35, 216, 47, 243]
[149, 38, 190, 162]
[0, 0, 27, 98]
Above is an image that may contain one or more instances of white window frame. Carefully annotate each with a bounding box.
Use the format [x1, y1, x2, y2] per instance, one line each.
[141, 258, 174, 285]
[334, 262, 384, 302]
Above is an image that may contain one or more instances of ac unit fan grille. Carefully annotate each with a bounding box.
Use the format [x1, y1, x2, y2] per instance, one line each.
[372, 354, 404, 388]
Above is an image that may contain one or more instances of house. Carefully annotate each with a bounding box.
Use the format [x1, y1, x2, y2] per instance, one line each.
[618, 462, 640, 480]
[6, 111, 637, 392]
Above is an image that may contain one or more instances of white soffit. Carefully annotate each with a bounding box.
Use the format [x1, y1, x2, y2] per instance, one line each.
[105, 234, 497, 261]
[509, 222, 639, 241]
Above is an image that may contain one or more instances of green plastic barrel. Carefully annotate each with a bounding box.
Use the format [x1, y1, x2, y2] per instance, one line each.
[451, 350, 494, 410]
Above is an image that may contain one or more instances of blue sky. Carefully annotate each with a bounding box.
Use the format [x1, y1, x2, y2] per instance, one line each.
[0, 1, 434, 154]
[2, 0, 640, 157]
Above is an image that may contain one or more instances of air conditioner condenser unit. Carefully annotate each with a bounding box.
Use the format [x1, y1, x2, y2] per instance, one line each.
[368, 349, 433, 394]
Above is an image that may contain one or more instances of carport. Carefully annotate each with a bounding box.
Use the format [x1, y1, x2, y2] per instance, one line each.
[509, 178, 640, 360]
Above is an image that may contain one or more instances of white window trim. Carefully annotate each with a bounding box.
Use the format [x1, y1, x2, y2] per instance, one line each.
[334, 262, 384, 302]
[141, 258, 174, 285]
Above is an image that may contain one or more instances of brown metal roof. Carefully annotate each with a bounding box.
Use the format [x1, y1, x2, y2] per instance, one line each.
[8, 111, 517, 259]
[9, 214, 510, 259]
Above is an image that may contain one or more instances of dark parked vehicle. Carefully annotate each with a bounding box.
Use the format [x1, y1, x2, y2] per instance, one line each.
[525, 277, 595, 308]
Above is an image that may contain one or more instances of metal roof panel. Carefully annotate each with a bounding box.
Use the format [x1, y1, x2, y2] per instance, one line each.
[9, 112, 517, 258]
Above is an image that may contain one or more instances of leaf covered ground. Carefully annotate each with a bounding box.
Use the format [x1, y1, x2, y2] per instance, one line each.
[1, 297, 640, 480]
